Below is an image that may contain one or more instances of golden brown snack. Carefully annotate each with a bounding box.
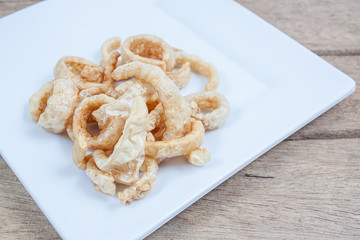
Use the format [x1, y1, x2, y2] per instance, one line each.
[166, 61, 191, 88]
[29, 80, 55, 122]
[186, 148, 211, 166]
[101, 37, 121, 85]
[37, 79, 79, 133]
[86, 157, 116, 196]
[54, 56, 104, 87]
[118, 157, 158, 205]
[94, 96, 148, 185]
[112, 61, 191, 140]
[72, 135, 88, 170]
[174, 50, 219, 91]
[72, 94, 124, 150]
[120, 34, 175, 71]
[145, 120, 205, 161]
[185, 91, 230, 131]
[29, 34, 230, 204]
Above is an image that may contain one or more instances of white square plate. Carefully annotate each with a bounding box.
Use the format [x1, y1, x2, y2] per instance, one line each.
[0, 0, 355, 239]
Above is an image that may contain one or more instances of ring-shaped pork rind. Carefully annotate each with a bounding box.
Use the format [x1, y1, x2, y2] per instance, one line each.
[93, 96, 148, 185]
[86, 157, 116, 196]
[166, 61, 191, 89]
[112, 62, 191, 140]
[101, 37, 121, 85]
[174, 50, 219, 91]
[118, 157, 158, 205]
[37, 79, 79, 133]
[54, 56, 104, 87]
[72, 94, 123, 150]
[120, 34, 175, 71]
[185, 91, 230, 131]
[29, 80, 55, 122]
[145, 120, 205, 160]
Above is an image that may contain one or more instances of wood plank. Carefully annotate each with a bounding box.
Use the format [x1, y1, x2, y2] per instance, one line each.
[149, 138, 360, 239]
[237, 0, 360, 54]
[0, 1, 39, 18]
[289, 55, 360, 140]
[1, 138, 359, 239]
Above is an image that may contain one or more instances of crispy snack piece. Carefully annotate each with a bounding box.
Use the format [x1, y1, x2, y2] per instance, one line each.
[92, 80, 157, 129]
[101, 37, 121, 66]
[73, 94, 124, 150]
[93, 96, 148, 185]
[101, 37, 121, 85]
[185, 91, 230, 131]
[72, 135, 89, 169]
[120, 34, 175, 71]
[186, 148, 211, 166]
[166, 61, 191, 88]
[112, 62, 191, 140]
[29, 80, 55, 122]
[118, 157, 158, 205]
[78, 85, 120, 100]
[145, 120, 205, 161]
[37, 79, 79, 133]
[54, 56, 104, 87]
[86, 157, 116, 196]
[174, 50, 219, 91]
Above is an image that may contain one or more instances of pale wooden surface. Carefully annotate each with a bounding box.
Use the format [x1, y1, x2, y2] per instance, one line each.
[1, 0, 359, 239]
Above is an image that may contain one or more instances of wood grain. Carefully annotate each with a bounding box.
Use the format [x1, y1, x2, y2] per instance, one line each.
[288, 56, 360, 140]
[0, 1, 38, 18]
[0, 0, 359, 239]
[148, 138, 360, 239]
[237, 0, 360, 54]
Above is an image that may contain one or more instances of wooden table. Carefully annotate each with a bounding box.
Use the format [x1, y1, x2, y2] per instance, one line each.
[1, 1, 359, 239]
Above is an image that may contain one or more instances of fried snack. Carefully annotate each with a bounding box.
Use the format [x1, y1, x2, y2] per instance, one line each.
[94, 96, 148, 185]
[37, 79, 79, 133]
[93, 80, 157, 128]
[145, 120, 205, 161]
[86, 157, 116, 196]
[72, 135, 88, 169]
[166, 61, 191, 88]
[174, 50, 219, 91]
[101, 37, 121, 85]
[54, 56, 104, 87]
[186, 148, 211, 166]
[120, 34, 175, 71]
[29, 34, 230, 204]
[118, 157, 158, 205]
[29, 80, 55, 122]
[72, 94, 124, 150]
[185, 91, 230, 131]
[112, 62, 191, 140]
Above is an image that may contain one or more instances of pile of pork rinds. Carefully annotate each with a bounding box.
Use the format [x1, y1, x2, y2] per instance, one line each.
[29, 34, 230, 204]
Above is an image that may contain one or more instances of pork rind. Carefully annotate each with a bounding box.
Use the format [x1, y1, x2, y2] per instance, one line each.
[145, 120, 205, 160]
[29, 34, 230, 204]
[174, 50, 219, 91]
[54, 56, 104, 87]
[72, 94, 124, 150]
[29, 80, 55, 122]
[120, 34, 175, 71]
[118, 157, 158, 205]
[186, 148, 211, 166]
[86, 157, 116, 196]
[36, 79, 79, 133]
[185, 91, 230, 131]
[112, 61, 191, 140]
[94, 96, 148, 184]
